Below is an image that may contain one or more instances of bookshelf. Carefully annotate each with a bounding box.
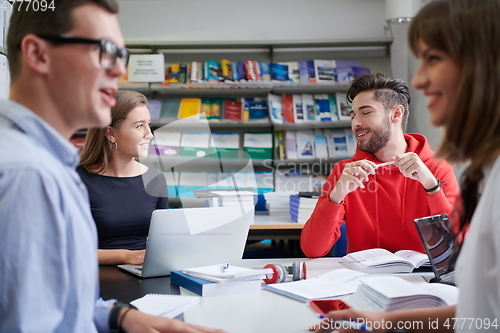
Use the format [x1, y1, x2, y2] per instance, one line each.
[119, 38, 393, 196]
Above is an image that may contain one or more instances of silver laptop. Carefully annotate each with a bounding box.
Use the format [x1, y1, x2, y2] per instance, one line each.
[414, 214, 455, 285]
[118, 206, 254, 278]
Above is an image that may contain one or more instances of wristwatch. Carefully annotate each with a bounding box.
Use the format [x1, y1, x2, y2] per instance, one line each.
[424, 179, 441, 193]
[108, 302, 137, 333]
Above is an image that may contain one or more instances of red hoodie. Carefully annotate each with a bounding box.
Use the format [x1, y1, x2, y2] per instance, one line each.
[300, 133, 460, 258]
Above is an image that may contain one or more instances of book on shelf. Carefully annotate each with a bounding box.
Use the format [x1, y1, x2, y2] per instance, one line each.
[336, 92, 352, 121]
[254, 171, 274, 193]
[179, 63, 187, 84]
[335, 60, 361, 83]
[236, 61, 246, 82]
[220, 59, 233, 81]
[147, 99, 162, 119]
[292, 94, 304, 123]
[282, 94, 294, 123]
[288, 61, 300, 83]
[160, 99, 182, 119]
[284, 131, 298, 160]
[301, 94, 316, 122]
[306, 60, 317, 83]
[324, 129, 351, 159]
[211, 133, 240, 159]
[205, 60, 221, 83]
[258, 61, 271, 81]
[168, 64, 180, 84]
[352, 66, 371, 78]
[340, 248, 431, 274]
[178, 172, 209, 197]
[345, 129, 356, 156]
[243, 97, 269, 122]
[178, 98, 202, 119]
[163, 170, 179, 197]
[190, 61, 203, 83]
[179, 132, 213, 158]
[182, 264, 271, 282]
[130, 293, 200, 318]
[296, 130, 315, 159]
[345, 275, 458, 312]
[208, 98, 222, 121]
[314, 129, 329, 159]
[222, 99, 243, 121]
[314, 94, 331, 121]
[275, 130, 285, 161]
[252, 60, 261, 81]
[314, 59, 336, 83]
[270, 63, 289, 82]
[150, 131, 181, 156]
[328, 94, 340, 121]
[200, 98, 211, 119]
[171, 270, 262, 297]
[244, 60, 257, 81]
[231, 62, 239, 81]
[267, 93, 283, 124]
[243, 132, 273, 160]
[263, 268, 370, 302]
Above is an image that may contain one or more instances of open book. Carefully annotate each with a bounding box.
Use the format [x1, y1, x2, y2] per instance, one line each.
[263, 268, 370, 302]
[340, 248, 430, 274]
[345, 276, 458, 312]
[182, 264, 272, 283]
[130, 294, 199, 318]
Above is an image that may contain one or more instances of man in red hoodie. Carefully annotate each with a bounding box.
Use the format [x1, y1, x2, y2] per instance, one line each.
[300, 73, 460, 258]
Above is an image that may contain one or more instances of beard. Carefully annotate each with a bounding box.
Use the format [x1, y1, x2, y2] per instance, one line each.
[357, 117, 392, 154]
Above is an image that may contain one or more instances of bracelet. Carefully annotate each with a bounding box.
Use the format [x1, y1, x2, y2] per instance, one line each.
[424, 179, 441, 193]
[118, 306, 136, 333]
[109, 302, 138, 333]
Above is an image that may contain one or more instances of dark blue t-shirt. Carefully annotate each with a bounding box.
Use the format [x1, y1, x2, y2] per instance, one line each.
[77, 166, 169, 250]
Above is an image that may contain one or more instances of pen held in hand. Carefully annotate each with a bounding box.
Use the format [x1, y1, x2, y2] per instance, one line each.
[376, 161, 395, 168]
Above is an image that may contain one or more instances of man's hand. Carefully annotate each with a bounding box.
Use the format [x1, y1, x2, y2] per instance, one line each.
[122, 309, 227, 333]
[394, 153, 439, 191]
[329, 160, 377, 204]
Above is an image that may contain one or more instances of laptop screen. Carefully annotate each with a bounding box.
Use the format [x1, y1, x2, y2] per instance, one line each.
[414, 214, 455, 279]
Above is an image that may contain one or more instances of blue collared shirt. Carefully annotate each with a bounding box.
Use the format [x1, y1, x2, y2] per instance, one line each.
[0, 101, 113, 333]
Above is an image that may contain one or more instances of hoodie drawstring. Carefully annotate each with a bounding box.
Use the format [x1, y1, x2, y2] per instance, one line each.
[374, 173, 380, 248]
[401, 177, 407, 231]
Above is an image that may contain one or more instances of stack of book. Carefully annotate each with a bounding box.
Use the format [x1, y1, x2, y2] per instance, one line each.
[263, 191, 297, 216]
[171, 264, 272, 297]
[345, 276, 458, 312]
[290, 194, 319, 224]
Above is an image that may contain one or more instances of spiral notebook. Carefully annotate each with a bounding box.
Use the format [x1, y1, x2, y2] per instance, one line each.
[130, 294, 199, 318]
[182, 264, 273, 283]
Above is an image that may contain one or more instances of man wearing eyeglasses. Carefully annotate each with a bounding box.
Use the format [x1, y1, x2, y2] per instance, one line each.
[0, 1, 225, 333]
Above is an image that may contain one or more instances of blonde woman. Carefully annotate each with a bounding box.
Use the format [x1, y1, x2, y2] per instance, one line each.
[78, 90, 168, 265]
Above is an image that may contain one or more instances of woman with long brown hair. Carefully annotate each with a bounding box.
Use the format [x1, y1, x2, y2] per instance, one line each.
[78, 90, 168, 265]
[313, 0, 500, 331]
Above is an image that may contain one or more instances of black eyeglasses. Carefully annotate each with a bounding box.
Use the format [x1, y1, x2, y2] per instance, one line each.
[37, 34, 129, 70]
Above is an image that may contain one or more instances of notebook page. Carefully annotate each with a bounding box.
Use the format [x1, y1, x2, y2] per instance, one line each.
[130, 294, 200, 318]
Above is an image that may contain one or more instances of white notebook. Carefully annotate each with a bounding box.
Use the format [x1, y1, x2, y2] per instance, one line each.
[130, 294, 200, 318]
[182, 264, 272, 283]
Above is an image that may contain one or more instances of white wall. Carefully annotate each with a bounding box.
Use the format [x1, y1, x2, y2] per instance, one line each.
[389, 22, 443, 150]
[117, 0, 386, 42]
